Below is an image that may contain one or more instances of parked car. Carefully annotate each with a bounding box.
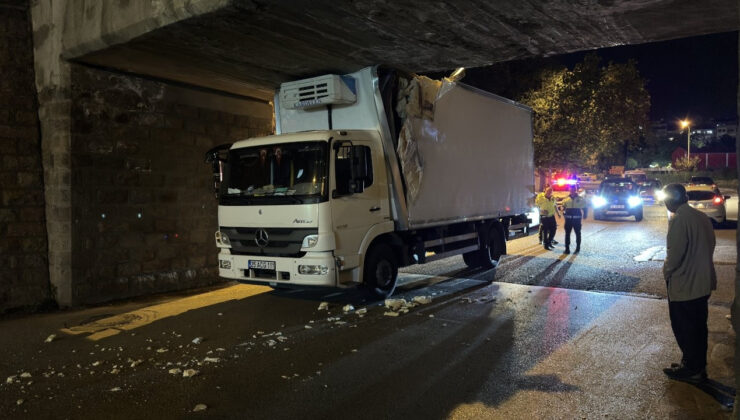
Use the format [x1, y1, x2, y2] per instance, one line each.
[685, 185, 729, 226]
[689, 176, 716, 187]
[592, 178, 643, 221]
[624, 170, 649, 185]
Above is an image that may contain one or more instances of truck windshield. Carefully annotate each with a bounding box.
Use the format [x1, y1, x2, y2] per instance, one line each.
[220, 141, 328, 205]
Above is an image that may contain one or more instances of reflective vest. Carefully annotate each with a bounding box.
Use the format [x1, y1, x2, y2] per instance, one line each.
[536, 193, 558, 217]
[562, 195, 588, 219]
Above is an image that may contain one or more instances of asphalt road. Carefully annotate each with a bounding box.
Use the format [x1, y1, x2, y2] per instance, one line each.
[0, 203, 735, 419]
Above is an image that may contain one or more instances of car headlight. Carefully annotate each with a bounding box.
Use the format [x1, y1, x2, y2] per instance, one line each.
[592, 196, 607, 208]
[655, 190, 666, 201]
[215, 231, 231, 247]
[628, 196, 642, 208]
[301, 234, 319, 248]
[298, 264, 328, 275]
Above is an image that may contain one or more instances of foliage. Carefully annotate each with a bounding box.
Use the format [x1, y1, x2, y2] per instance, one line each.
[519, 54, 651, 172]
[672, 155, 701, 172]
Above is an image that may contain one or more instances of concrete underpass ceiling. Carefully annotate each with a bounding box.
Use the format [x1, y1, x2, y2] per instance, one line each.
[73, 0, 739, 101]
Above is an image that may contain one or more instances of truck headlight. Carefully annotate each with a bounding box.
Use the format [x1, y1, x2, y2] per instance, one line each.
[655, 190, 666, 201]
[592, 196, 607, 208]
[215, 231, 231, 247]
[628, 196, 642, 208]
[301, 234, 319, 248]
[298, 265, 328, 275]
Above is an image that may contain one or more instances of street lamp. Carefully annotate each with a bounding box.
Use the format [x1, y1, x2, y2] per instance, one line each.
[681, 119, 691, 159]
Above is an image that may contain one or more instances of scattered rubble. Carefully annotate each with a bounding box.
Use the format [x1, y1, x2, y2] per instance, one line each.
[413, 296, 432, 305]
[203, 357, 220, 363]
[384, 311, 400, 317]
[156, 348, 168, 353]
[20, 372, 31, 379]
[342, 304, 355, 313]
[130, 360, 143, 368]
[183, 369, 199, 378]
[16, 399, 24, 406]
[384, 299, 407, 311]
[318, 302, 329, 311]
[304, 325, 312, 329]
[193, 404, 208, 412]
[356, 308, 367, 315]
[169, 368, 182, 375]
[44, 334, 56, 343]
[6, 375, 16, 384]
[192, 337, 203, 345]
[110, 387, 122, 392]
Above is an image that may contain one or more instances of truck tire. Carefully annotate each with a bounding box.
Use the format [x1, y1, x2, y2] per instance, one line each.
[363, 244, 398, 298]
[634, 210, 643, 222]
[478, 225, 505, 272]
[462, 251, 481, 268]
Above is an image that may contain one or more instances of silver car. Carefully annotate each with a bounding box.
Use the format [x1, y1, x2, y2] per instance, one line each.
[686, 186, 729, 226]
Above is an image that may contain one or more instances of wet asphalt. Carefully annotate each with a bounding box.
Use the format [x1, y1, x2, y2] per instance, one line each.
[0, 203, 736, 419]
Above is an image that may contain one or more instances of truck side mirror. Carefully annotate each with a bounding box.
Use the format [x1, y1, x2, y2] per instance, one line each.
[204, 143, 232, 198]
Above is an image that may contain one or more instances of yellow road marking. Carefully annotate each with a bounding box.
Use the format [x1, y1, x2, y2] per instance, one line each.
[61, 284, 270, 341]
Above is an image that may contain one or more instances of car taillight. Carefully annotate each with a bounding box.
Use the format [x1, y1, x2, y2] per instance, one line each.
[713, 196, 723, 205]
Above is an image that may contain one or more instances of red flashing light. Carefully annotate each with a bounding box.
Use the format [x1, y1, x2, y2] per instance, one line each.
[713, 196, 723, 205]
[557, 178, 566, 186]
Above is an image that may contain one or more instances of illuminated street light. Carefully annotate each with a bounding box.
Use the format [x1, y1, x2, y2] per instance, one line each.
[681, 119, 691, 159]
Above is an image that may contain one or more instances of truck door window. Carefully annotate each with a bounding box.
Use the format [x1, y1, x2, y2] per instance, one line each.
[335, 145, 373, 196]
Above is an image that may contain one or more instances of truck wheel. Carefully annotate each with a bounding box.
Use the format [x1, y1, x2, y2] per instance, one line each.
[462, 251, 480, 268]
[363, 244, 398, 298]
[479, 225, 504, 271]
[634, 210, 643, 222]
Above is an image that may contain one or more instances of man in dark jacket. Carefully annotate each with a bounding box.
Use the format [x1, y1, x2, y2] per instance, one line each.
[661, 183, 717, 383]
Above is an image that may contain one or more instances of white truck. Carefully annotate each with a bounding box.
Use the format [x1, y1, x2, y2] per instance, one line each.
[206, 66, 534, 297]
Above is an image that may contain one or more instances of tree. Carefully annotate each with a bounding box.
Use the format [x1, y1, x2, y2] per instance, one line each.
[520, 54, 651, 172]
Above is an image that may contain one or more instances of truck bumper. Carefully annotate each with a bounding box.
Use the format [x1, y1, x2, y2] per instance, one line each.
[217, 251, 338, 287]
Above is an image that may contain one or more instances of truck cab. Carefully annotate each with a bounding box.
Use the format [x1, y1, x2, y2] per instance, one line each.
[214, 129, 392, 290]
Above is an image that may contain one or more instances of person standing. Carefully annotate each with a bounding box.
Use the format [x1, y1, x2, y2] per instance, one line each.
[661, 183, 716, 383]
[561, 186, 588, 254]
[536, 186, 559, 250]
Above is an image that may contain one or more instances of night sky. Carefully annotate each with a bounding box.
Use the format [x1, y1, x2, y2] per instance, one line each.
[445, 31, 738, 129]
[559, 31, 738, 124]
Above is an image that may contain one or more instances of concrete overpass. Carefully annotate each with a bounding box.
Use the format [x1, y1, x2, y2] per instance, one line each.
[0, 0, 737, 310]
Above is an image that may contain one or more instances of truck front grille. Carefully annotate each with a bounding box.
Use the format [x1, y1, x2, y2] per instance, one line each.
[220, 227, 318, 258]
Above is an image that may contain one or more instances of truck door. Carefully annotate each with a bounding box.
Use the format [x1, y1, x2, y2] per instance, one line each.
[331, 139, 388, 269]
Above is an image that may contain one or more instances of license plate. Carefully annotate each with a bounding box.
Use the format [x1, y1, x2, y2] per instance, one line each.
[611, 205, 625, 209]
[249, 260, 275, 270]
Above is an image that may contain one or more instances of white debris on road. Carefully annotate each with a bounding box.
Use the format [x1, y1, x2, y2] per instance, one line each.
[110, 368, 120, 374]
[304, 325, 313, 329]
[383, 311, 399, 317]
[191, 337, 203, 345]
[156, 348, 168, 353]
[318, 302, 329, 311]
[413, 296, 432, 305]
[16, 399, 24, 406]
[203, 357, 220, 363]
[130, 359, 143, 368]
[168, 368, 182, 375]
[6, 375, 16, 384]
[384, 299, 407, 311]
[193, 404, 208, 412]
[20, 372, 31, 378]
[342, 304, 355, 313]
[356, 308, 367, 315]
[183, 369, 199, 378]
[109, 387, 122, 392]
[44, 334, 56, 343]
[91, 361, 101, 367]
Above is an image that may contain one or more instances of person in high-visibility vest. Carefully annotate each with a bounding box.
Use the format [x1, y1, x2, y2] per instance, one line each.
[561, 186, 588, 254]
[535, 186, 559, 250]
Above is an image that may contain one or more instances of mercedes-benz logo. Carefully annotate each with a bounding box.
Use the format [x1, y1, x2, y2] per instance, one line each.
[254, 228, 269, 248]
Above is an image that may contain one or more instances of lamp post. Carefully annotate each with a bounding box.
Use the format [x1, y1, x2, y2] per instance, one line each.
[681, 119, 691, 159]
